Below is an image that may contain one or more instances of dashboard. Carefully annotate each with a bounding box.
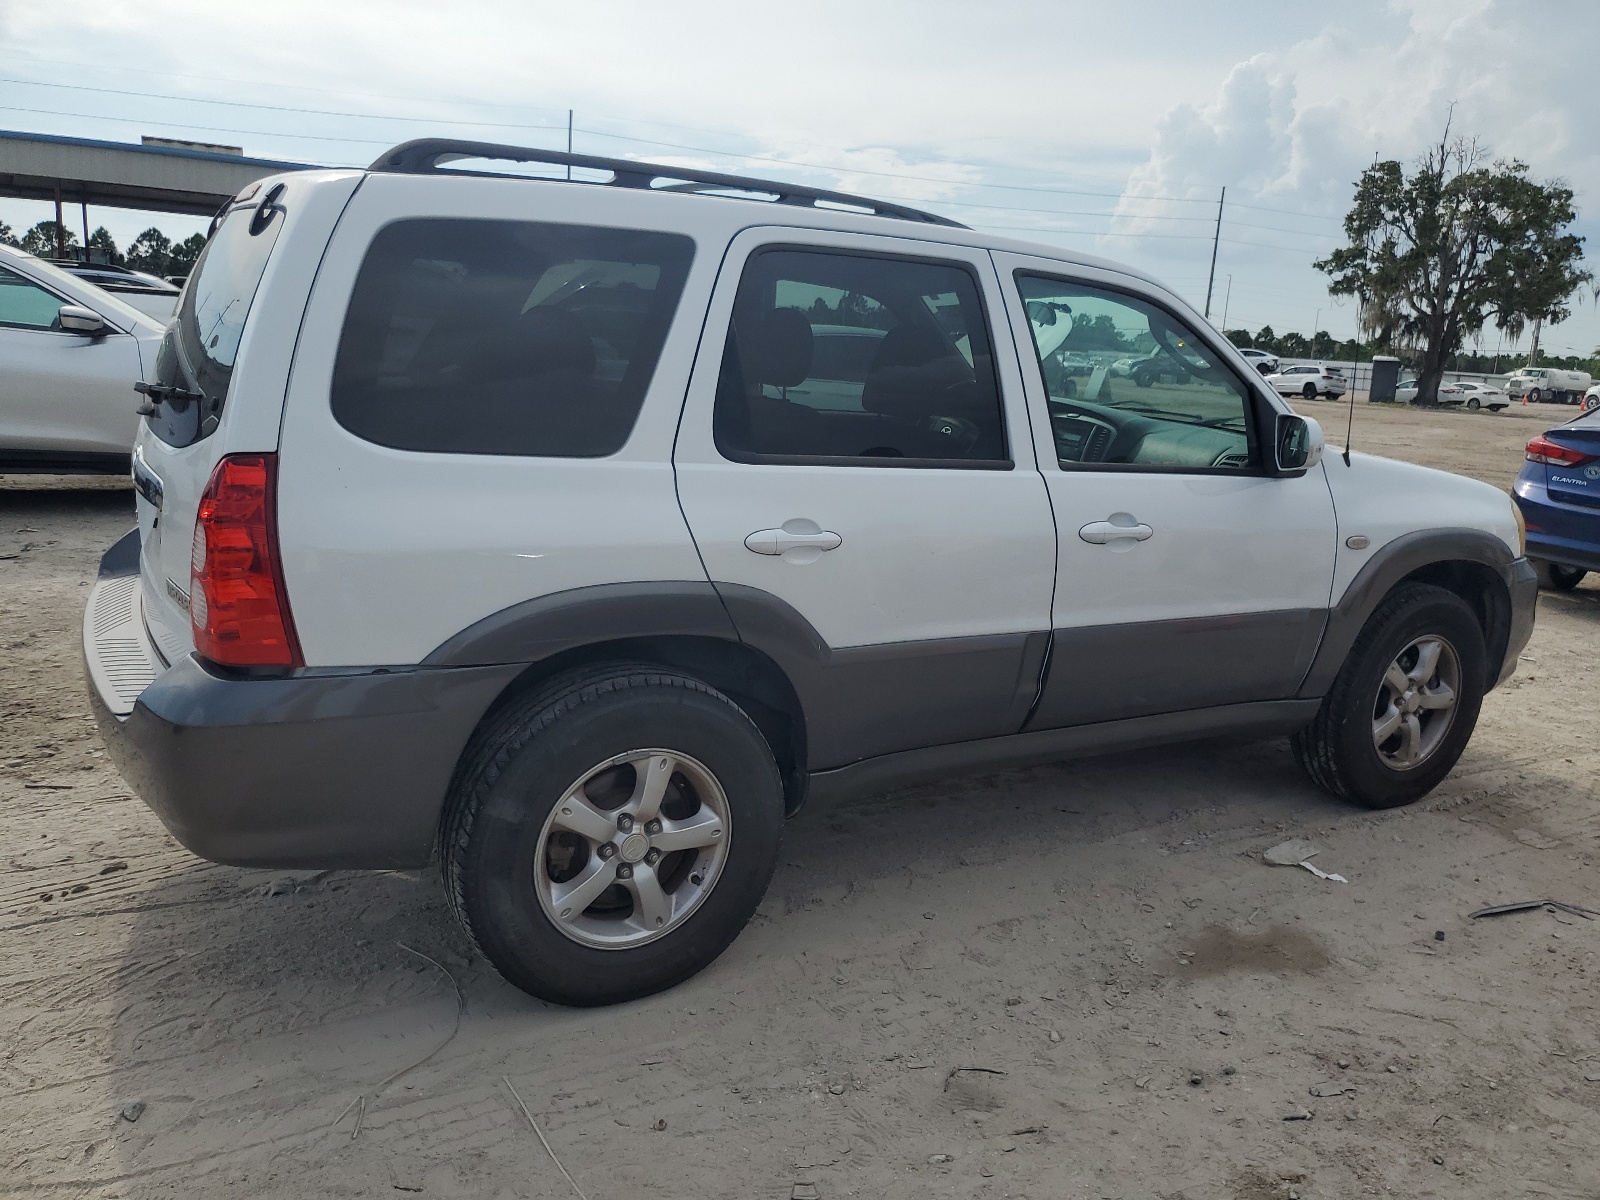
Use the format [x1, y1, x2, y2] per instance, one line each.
[1048, 398, 1252, 470]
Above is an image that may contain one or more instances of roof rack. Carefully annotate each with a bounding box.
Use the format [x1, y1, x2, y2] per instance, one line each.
[368, 139, 966, 229]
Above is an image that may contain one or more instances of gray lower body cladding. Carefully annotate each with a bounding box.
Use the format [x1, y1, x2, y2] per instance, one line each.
[90, 653, 521, 869]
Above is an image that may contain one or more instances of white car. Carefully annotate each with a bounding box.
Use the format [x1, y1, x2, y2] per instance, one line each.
[1452, 381, 1510, 411]
[1266, 364, 1347, 399]
[55, 261, 183, 322]
[1235, 347, 1279, 375]
[83, 140, 1536, 1007]
[1396, 378, 1469, 406]
[0, 245, 165, 474]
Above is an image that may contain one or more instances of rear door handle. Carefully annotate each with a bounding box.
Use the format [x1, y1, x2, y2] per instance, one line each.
[1078, 515, 1153, 544]
[745, 520, 843, 555]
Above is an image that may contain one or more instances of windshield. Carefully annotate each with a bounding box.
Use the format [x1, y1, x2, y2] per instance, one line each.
[147, 196, 285, 447]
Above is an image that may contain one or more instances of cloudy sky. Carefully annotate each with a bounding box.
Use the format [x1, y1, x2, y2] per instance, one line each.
[3, 0, 1596, 357]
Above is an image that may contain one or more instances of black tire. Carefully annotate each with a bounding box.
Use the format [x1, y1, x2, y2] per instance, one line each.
[1528, 387, 1542, 404]
[1292, 583, 1486, 810]
[1535, 559, 1587, 591]
[1134, 368, 1154, 388]
[1302, 382, 1317, 400]
[1583, 394, 1599, 413]
[1466, 397, 1480, 410]
[442, 663, 784, 1006]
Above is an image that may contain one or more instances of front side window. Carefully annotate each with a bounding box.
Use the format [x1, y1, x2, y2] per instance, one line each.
[0, 266, 66, 330]
[332, 219, 693, 457]
[714, 248, 1008, 466]
[1017, 275, 1257, 472]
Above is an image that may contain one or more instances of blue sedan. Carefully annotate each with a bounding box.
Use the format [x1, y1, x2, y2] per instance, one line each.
[1514, 404, 1600, 589]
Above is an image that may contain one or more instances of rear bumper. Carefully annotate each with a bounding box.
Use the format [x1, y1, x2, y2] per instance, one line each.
[84, 536, 520, 869]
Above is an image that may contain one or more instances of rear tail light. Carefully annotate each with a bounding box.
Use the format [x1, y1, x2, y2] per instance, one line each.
[190, 453, 302, 668]
[1525, 434, 1598, 467]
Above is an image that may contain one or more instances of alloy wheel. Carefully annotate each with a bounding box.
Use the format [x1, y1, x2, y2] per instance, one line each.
[1371, 636, 1461, 771]
[534, 748, 731, 949]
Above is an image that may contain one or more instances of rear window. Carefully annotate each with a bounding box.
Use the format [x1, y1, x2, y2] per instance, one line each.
[148, 198, 285, 447]
[331, 219, 694, 457]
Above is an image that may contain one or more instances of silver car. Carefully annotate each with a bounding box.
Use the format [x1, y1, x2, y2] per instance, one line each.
[0, 245, 165, 473]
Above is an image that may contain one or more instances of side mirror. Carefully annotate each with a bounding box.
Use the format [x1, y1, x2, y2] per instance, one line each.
[1274, 412, 1324, 476]
[58, 305, 108, 337]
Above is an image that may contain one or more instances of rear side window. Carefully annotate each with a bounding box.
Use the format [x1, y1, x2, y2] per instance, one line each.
[331, 219, 694, 457]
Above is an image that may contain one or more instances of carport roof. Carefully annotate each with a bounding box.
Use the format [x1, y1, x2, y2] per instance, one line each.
[0, 129, 321, 217]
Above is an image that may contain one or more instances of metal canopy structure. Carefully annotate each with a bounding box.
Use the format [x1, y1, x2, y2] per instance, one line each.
[0, 129, 316, 217]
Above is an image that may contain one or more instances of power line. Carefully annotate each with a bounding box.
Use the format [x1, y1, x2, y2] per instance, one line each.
[0, 69, 1347, 221]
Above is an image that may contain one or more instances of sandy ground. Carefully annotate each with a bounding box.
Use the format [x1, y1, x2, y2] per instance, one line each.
[2, 401, 1597, 1200]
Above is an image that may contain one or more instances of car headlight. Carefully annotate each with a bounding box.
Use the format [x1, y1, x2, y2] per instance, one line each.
[1511, 496, 1527, 555]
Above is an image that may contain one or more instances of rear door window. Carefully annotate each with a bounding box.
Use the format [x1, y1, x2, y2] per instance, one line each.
[713, 248, 1009, 465]
[331, 219, 694, 457]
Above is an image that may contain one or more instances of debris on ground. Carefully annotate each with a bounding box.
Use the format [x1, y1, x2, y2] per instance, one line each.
[927, 1153, 954, 1164]
[791, 1184, 819, 1200]
[1263, 839, 1347, 881]
[1469, 900, 1598, 920]
[1283, 1106, 1313, 1121]
[944, 1067, 1006, 1090]
[120, 1100, 145, 1122]
[1263, 839, 1320, 866]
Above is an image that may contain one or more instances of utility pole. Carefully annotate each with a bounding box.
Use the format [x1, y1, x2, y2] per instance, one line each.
[1527, 317, 1542, 368]
[1220, 275, 1232, 330]
[1203, 185, 1226, 319]
[53, 183, 64, 259]
[566, 110, 573, 180]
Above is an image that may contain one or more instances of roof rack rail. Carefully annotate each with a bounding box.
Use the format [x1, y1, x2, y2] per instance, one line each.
[368, 139, 966, 229]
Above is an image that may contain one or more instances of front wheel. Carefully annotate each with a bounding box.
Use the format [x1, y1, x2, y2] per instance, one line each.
[1535, 559, 1588, 591]
[1302, 383, 1318, 400]
[1466, 397, 1480, 410]
[1293, 583, 1485, 809]
[1583, 394, 1600, 413]
[442, 663, 784, 1006]
[1528, 388, 1542, 403]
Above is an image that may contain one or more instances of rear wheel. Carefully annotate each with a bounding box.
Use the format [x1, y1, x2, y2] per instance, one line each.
[1293, 584, 1485, 809]
[1535, 560, 1588, 591]
[442, 663, 784, 1006]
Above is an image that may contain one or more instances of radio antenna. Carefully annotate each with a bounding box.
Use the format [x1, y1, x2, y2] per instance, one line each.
[1343, 312, 1362, 466]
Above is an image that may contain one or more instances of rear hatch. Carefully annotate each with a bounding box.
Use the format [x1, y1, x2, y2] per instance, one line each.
[133, 184, 297, 663]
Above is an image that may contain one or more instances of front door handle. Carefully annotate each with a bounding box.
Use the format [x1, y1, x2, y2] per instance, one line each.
[1078, 514, 1154, 545]
[745, 519, 843, 556]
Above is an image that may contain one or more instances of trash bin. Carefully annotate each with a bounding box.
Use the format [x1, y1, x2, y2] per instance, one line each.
[1370, 356, 1401, 404]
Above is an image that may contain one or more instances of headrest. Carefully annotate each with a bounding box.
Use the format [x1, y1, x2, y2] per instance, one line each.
[748, 308, 813, 389]
[861, 324, 972, 418]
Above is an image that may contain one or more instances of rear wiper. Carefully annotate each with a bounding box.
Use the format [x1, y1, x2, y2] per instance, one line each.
[134, 381, 204, 415]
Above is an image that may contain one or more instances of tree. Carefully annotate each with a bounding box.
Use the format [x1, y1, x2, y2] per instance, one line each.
[19, 220, 77, 258]
[1224, 328, 1254, 348]
[1254, 325, 1277, 352]
[166, 233, 207, 278]
[0, 220, 17, 248]
[125, 227, 173, 275]
[1316, 125, 1591, 405]
[86, 226, 123, 266]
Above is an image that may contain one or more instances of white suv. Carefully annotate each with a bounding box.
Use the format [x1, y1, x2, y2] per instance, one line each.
[83, 140, 1536, 1006]
[1265, 363, 1347, 400]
